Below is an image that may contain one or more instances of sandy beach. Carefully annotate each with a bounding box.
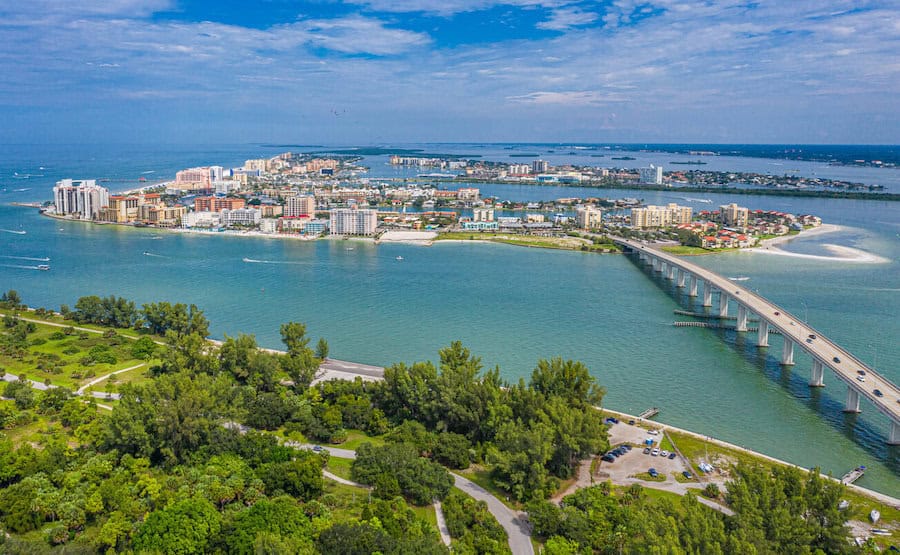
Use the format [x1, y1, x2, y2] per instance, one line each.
[744, 224, 890, 264]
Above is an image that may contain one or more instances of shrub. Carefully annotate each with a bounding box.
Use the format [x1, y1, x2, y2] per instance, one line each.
[49, 332, 66, 341]
[29, 338, 47, 346]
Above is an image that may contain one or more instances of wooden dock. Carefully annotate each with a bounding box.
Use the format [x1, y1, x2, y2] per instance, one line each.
[639, 407, 660, 419]
[841, 466, 866, 485]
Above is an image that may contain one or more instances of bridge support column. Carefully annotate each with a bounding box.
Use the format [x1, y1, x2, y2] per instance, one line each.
[688, 276, 698, 297]
[736, 305, 748, 332]
[677, 270, 686, 288]
[702, 281, 713, 307]
[718, 294, 729, 318]
[889, 422, 900, 445]
[809, 359, 824, 387]
[667, 265, 676, 280]
[652, 258, 660, 272]
[844, 387, 861, 413]
[757, 321, 769, 347]
[781, 339, 795, 365]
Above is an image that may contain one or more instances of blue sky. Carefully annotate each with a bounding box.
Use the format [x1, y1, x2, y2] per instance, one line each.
[0, 0, 897, 144]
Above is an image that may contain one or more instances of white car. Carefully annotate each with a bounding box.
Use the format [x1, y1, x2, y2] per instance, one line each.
[660, 450, 670, 457]
[857, 376, 865, 382]
[651, 448, 660, 456]
[648, 430, 659, 435]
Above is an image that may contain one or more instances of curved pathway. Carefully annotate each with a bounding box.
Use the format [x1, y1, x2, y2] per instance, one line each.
[451, 472, 534, 555]
[76, 363, 145, 395]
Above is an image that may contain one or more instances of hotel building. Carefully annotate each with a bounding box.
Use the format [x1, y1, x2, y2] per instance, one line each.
[330, 207, 377, 236]
[53, 179, 109, 220]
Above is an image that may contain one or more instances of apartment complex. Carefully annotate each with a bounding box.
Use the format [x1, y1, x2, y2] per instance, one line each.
[575, 205, 603, 229]
[330, 207, 377, 236]
[639, 165, 664, 185]
[630, 203, 693, 229]
[53, 179, 109, 220]
[194, 197, 246, 212]
[719, 203, 750, 229]
[285, 195, 315, 218]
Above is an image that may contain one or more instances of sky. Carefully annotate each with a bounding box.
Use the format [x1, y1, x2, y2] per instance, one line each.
[0, 0, 897, 145]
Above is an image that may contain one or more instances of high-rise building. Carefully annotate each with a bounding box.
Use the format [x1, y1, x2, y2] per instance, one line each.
[285, 195, 315, 218]
[53, 179, 109, 220]
[330, 207, 377, 236]
[719, 203, 750, 229]
[473, 208, 494, 222]
[194, 197, 246, 212]
[639, 165, 664, 184]
[630, 203, 692, 229]
[532, 160, 549, 173]
[575, 205, 604, 229]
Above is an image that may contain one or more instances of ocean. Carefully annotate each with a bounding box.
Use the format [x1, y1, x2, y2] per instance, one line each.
[0, 142, 898, 495]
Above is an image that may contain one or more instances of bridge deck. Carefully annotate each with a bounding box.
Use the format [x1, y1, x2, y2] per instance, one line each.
[615, 238, 900, 425]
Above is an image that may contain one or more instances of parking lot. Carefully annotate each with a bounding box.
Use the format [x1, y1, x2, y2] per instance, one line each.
[595, 419, 695, 484]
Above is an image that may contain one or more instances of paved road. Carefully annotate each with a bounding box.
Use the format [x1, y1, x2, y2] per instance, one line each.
[433, 500, 452, 547]
[451, 472, 534, 555]
[614, 237, 900, 425]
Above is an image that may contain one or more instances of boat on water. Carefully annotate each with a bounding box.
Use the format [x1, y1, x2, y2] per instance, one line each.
[728, 276, 750, 281]
[396, 256, 404, 261]
[870, 509, 880, 524]
[670, 160, 708, 165]
[0, 229, 26, 235]
[37, 265, 50, 271]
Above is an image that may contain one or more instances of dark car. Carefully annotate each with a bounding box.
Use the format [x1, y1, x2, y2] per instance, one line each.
[874, 389, 883, 398]
[668, 452, 677, 460]
[833, 356, 840, 363]
[682, 471, 693, 479]
[857, 370, 866, 376]
[623, 444, 633, 451]
[312, 445, 323, 452]
[628, 419, 636, 425]
[774, 311, 780, 316]
[643, 447, 651, 454]
[809, 334, 817, 339]
[601, 454, 615, 463]
[648, 468, 658, 478]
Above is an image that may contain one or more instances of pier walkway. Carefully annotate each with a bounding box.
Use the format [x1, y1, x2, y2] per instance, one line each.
[612, 237, 900, 444]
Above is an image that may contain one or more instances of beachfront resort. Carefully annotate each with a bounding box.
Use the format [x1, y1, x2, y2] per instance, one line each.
[43, 152, 824, 253]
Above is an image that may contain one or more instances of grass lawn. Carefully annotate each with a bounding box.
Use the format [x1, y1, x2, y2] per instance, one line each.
[638, 487, 687, 505]
[436, 232, 588, 251]
[658, 434, 675, 452]
[673, 472, 696, 484]
[1, 319, 154, 391]
[411, 504, 438, 528]
[81, 361, 156, 395]
[457, 467, 521, 510]
[633, 472, 666, 483]
[340, 429, 386, 450]
[660, 245, 714, 255]
[321, 480, 372, 521]
[325, 456, 354, 480]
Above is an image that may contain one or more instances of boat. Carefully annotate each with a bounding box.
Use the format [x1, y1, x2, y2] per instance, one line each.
[396, 256, 404, 261]
[611, 156, 636, 160]
[37, 265, 50, 271]
[728, 276, 750, 281]
[870, 509, 880, 524]
[670, 160, 707, 165]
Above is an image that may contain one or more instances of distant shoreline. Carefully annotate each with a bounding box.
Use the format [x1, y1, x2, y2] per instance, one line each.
[744, 224, 890, 263]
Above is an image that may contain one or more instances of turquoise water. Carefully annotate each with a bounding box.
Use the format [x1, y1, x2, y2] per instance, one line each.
[0, 144, 898, 496]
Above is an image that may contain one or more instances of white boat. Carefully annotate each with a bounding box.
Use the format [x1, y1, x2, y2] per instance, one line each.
[396, 256, 404, 261]
[870, 509, 880, 524]
[728, 276, 750, 281]
[37, 265, 50, 271]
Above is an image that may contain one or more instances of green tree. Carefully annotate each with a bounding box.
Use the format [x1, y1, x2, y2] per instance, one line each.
[256, 455, 324, 501]
[133, 497, 221, 555]
[352, 443, 453, 505]
[130, 336, 157, 359]
[530, 357, 605, 407]
[316, 337, 329, 360]
[3, 380, 35, 410]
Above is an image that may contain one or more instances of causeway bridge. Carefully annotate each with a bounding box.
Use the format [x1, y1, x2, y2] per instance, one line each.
[612, 237, 900, 444]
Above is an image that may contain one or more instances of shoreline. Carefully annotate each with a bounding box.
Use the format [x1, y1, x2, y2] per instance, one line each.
[744, 223, 890, 263]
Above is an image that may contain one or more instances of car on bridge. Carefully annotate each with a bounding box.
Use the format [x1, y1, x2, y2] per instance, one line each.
[857, 376, 866, 382]
[874, 390, 883, 398]
[833, 356, 841, 363]
[858, 370, 866, 376]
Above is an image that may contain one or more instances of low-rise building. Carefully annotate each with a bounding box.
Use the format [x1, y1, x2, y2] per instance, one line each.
[575, 205, 603, 229]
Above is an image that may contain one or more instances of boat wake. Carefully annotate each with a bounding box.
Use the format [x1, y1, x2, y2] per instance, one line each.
[0, 255, 50, 262]
[143, 252, 166, 258]
[679, 196, 713, 204]
[0, 264, 42, 270]
[242, 257, 308, 265]
[0, 228, 26, 235]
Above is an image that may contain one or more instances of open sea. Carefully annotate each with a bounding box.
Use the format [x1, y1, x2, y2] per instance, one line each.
[1, 143, 898, 496]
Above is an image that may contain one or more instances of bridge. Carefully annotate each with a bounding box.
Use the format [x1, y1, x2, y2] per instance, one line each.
[612, 237, 900, 444]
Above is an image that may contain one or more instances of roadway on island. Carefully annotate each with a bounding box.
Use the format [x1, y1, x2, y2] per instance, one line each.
[613, 237, 900, 427]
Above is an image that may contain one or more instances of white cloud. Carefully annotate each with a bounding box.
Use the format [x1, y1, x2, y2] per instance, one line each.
[536, 7, 598, 31]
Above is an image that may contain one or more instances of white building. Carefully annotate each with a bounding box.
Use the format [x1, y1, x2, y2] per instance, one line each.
[473, 207, 494, 222]
[53, 179, 109, 220]
[330, 207, 377, 236]
[213, 180, 240, 195]
[221, 208, 261, 227]
[181, 211, 222, 228]
[639, 165, 664, 185]
[260, 219, 278, 234]
[630, 203, 692, 229]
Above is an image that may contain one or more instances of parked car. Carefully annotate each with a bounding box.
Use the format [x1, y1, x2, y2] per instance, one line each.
[628, 419, 636, 425]
[651, 448, 660, 456]
[660, 450, 670, 457]
[668, 452, 677, 460]
[601, 454, 615, 463]
[648, 468, 659, 478]
[643, 447, 651, 455]
[312, 445, 323, 452]
[682, 471, 693, 479]
[648, 430, 659, 435]
[623, 444, 633, 451]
